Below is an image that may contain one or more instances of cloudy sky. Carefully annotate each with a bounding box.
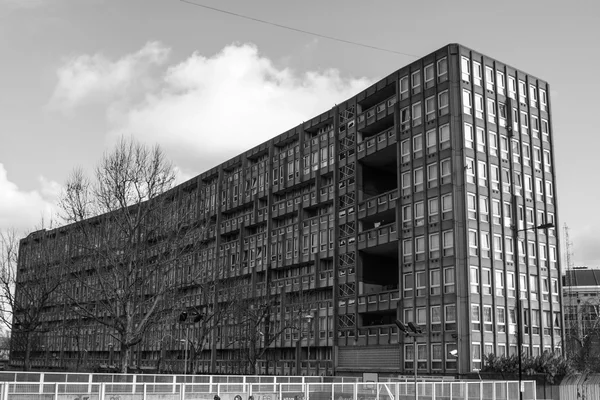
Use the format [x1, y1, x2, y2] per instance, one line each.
[1, 0, 599, 266]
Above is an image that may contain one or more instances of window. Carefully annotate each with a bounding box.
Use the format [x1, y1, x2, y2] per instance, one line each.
[481, 268, 492, 294]
[546, 181, 554, 203]
[512, 108, 519, 132]
[416, 271, 426, 296]
[477, 160, 487, 187]
[532, 115, 540, 138]
[542, 119, 549, 141]
[523, 143, 531, 167]
[403, 273, 413, 297]
[467, 193, 476, 220]
[469, 230, 478, 256]
[466, 158, 476, 184]
[431, 305, 441, 333]
[474, 93, 484, 119]
[471, 305, 481, 331]
[402, 205, 412, 228]
[425, 96, 436, 122]
[470, 266, 480, 294]
[497, 307, 506, 332]
[426, 129, 437, 154]
[431, 343, 443, 369]
[494, 234, 503, 261]
[472, 342, 482, 369]
[400, 107, 410, 130]
[400, 76, 409, 99]
[476, 127, 486, 153]
[412, 70, 421, 94]
[518, 80, 527, 104]
[440, 124, 450, 149]
[442, 229, 454, 256]
[404, 344, 414, 369]
[402, 239, 412, 263]
[414, 167, 424, 192]
[427, 163, 438, 188]
[444, 304, 456, 331]
[530, 84, 538, 108]
[430, 269, 441, 295]
[489, 131, 498, 157]
[492, 199, 501, 224]
[401, 139, 410, 163]
[485, 66, 494, 91]
[487, 98, 496, 123]
[497, 71, 505, 95]
[540, 88, 548, 111]
[413, 134, 423, 158]
[429, 232, 440, 258]
[461, 56, 471, 81]
[543, 150, 552, 172]
[412, 102, 422, 126]
[520, 274, 528, 300]
[440, 159, 451, 185]
[441, 194, 453, 219]
[401, 172, 410, 195]
[415, 236, 425, 261]
[415, 201, 424, 226]
[444, 267, 455, 293]
[483, 306, 493, 332]
[473, 61, 482, 86]
[498, 103, 507, 127]
[541, 276, 549, 301]
[424, 63, 434, 88]
[508, 76, 516, 99]
[507, 271, 516, 297]
[490, 164, 500, 191]
[428, 197, 439, 223]
[438, 90, 449, 116]
[463, 89, 472, 115]
[464, 123, 474, 149]
[446, 343, 458, 369]
[530, 275, 539, 301]
[437, 57, 448, 82]
[521, 111, 529, 134]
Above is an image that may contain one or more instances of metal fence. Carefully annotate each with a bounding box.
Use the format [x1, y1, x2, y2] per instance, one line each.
[0, 380, 537, 400]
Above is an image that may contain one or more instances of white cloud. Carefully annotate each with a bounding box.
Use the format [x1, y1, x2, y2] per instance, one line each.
[0, 163, 59, 234]
[48, 41, 170, 112]
[52, 42, 370, 172]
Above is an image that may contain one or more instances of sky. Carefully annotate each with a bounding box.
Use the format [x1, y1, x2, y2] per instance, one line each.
[0, 0, 599, 267]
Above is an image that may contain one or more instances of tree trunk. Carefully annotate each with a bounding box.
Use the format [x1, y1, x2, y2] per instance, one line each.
[24, 333, 32, 371]
[121, 343, 131, 373]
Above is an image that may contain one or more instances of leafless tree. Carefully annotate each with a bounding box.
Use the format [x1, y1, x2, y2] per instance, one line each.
[0, 228, 63, 370]
[58, 137, 198, 373]
[226, 284, 314, 375]
[565, 298, 600, 373]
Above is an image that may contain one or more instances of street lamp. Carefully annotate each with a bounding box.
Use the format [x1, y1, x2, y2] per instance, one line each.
[395, 320, 424, 400]
[304, 314, 314, 361]
[512, 213, 554, 400]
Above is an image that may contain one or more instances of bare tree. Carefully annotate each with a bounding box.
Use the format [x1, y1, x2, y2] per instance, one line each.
[0, 228, 63, 370]
[565, 298, 600, 373]
[226, 285, 313, 375]
[58, 137, 196, 373]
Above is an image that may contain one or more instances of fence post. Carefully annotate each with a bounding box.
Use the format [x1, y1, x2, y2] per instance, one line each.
[99, 382, 105, 400]
[180, 383, 185, 400]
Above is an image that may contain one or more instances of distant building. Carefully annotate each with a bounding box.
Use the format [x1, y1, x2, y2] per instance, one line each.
[14, 43, 562, 376]
[563, 267, 600, 355]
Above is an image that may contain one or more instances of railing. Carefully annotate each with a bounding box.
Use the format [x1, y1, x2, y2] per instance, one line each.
[0, 380, 537, 400]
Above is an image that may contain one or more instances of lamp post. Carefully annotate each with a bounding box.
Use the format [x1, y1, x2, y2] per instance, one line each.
[180, 339, 189, 375]
[395, 320, 424, 400]
[304, 313, 314, 363]
[506, 101, 554, 400]
[512, 220, 553, 400]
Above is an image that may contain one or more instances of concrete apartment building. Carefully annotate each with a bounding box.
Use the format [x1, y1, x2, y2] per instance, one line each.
[13, 43, 562, 376]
